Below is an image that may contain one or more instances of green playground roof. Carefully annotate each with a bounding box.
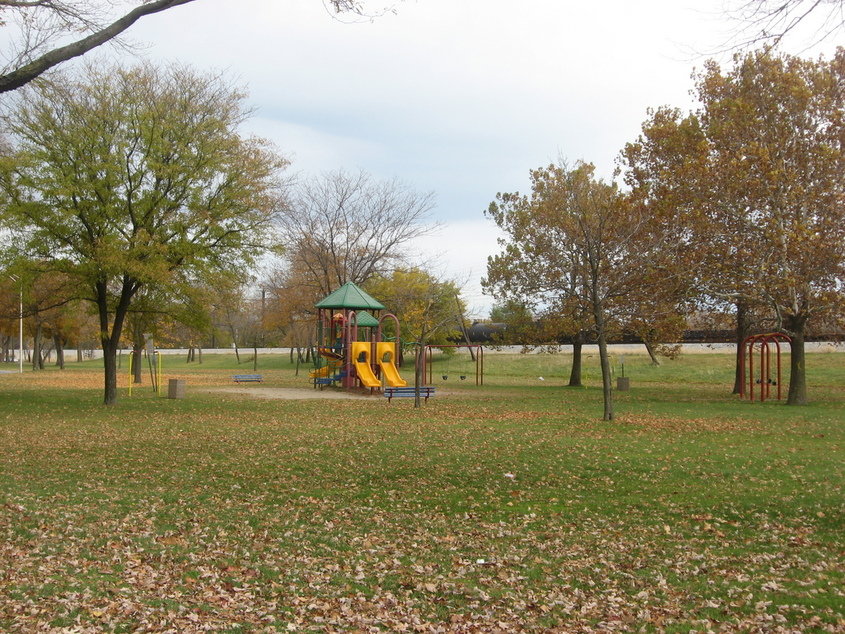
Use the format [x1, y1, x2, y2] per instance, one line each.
[354, 311, 380, 328]
[315, 282, 386, 310]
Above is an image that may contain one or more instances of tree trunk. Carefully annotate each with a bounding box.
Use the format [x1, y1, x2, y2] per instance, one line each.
[103, 338, 119, 405]
[644, 341, 661, 366]
[132, 347, 143, 384]
[32, 323, 43, 371]
[198, 346, 202, 364]
[732, 300, 751, 394]
[253, 344, 258, 371]
[597, 329, 613, 421]
[786, 315, 807, 406]
[568, 339, 583, 387]
[591, 302, 613, 421]
[99, 279, 135, 406]
[53, 333, 65, 369]
[77, 345, 83, 363]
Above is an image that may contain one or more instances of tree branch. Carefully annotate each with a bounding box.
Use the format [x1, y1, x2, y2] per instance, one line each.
[0, 0, 198, 93]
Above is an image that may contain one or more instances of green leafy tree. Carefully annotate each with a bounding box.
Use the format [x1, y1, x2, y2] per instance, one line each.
[489, 300, 533, 326]
[0, 63, 288, 404]
[487, 298, 590, 387]
[365, 267, 466, 408]
[364, 267, 464, 353]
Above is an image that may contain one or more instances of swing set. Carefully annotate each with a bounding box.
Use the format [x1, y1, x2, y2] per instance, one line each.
[739, 332, 791, 402]
[424, 344, 484, 386]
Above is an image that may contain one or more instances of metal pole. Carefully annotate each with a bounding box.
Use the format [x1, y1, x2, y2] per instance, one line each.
[749, 340, 755, 402]
[762, 340, 770, 402]
[18, 286, 23, 374]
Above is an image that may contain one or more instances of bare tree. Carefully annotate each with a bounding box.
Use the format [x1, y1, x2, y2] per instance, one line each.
[725, 0, 845, 49]
[275, 169, 435, 299]
[0, 0, 377, 93]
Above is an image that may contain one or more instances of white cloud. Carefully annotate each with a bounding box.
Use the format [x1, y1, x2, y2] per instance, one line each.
[5, 0, 839, 313]
[411, 220, 505, 320]
[242, 116, 387, 175]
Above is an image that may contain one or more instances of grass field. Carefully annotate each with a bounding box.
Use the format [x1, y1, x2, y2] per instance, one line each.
[1, 351, 843, 632]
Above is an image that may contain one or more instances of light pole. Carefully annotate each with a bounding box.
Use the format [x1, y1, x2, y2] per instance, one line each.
[8, 274, 23, 373]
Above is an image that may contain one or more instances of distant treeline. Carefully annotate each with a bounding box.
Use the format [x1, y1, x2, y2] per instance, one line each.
[463, 323, 841, 345]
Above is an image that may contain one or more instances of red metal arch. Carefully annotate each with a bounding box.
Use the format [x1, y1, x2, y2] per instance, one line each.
[739, 333, 792, 402]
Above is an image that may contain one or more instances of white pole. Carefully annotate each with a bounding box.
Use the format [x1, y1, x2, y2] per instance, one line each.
[19, 286, 23, 374]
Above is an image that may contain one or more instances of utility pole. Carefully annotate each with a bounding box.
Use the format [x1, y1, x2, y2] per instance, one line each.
[454, 293, 475, 361]
[8, 274, 23, 373]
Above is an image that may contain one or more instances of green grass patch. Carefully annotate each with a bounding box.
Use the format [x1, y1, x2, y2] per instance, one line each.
[0, 351, 843, 630]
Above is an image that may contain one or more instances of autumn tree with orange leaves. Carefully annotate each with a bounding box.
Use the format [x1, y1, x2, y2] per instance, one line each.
[485, 162, 689, 421]
[626, 49, 845, 405]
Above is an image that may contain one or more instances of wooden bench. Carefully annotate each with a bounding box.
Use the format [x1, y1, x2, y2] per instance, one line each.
[384, 386, 436, 403]
[233, 374, 263, 383]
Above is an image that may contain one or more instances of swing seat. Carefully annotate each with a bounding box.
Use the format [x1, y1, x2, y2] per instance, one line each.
[441, 374, 448, 380]
[460, 375, 466, 380]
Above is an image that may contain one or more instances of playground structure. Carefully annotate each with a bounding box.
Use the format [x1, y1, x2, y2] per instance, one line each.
[739, 332, 792, 402]
[424, 344, 484, 386]
[310, 282, 408, 391]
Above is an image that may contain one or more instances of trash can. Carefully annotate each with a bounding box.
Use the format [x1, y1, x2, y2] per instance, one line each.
[616, 377, 630, 391]
[168, 379, 186, 399]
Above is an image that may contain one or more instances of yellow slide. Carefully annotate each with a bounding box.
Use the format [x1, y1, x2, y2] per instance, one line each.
[376, 342, 407, 387]
[309, 361, 340, 379]
[350, 342, 381, 388]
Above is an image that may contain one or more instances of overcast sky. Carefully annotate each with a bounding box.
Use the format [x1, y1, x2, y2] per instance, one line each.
[4, 0, 839, 317]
